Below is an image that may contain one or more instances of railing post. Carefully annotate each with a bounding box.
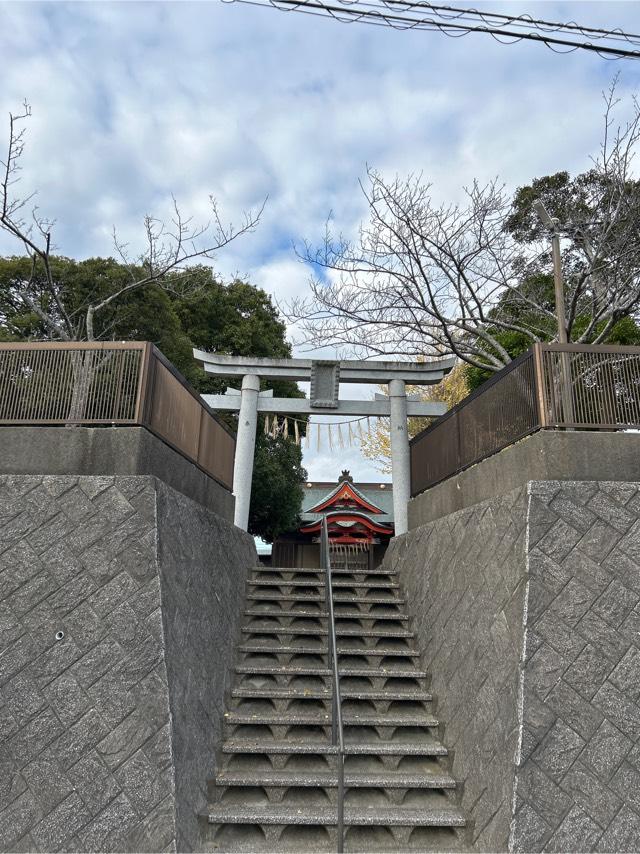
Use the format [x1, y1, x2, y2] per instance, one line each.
[135, 343, 154, 426]
[112, 351, 126, 421]
[533, 344, 548, 428]
[332, 685, 337, 747]
[337, 756, 344, 854]
[558, 346, 576, 427]
[321, 515, 345, 853]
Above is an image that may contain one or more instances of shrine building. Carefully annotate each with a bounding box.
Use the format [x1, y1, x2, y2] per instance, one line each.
[271, 470, 394, 568]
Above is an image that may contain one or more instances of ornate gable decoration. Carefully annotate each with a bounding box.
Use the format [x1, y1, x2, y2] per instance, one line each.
[308, 481, 384, 516]
[300, 512, 393, 536]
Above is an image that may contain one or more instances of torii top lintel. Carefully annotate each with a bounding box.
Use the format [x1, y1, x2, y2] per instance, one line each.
[192, 350, 456, 385]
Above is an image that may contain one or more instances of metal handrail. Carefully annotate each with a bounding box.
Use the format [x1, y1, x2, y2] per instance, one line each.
[320, 515, 345, 853]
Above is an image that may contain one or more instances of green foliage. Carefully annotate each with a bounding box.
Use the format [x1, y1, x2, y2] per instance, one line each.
[0, 255, 306, 540]
[603, 315, 640, 346]
[465, 310, 640, 392]
[249, 433, 307, 543]
[506, 168, 639, 253]
[462, 167, 640, 390]
[173, 272, 290, 358]
[505, 171, 597, 244]
[167, 271, 302, 400]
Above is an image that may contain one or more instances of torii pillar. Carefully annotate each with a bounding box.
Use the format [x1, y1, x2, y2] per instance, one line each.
[193, 352, 456, 536]
[388, 379, 410, 536]
[233, 374, 260, 530]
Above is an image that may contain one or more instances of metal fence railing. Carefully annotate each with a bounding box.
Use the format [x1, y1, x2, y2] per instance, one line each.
[0, 341, 236, 491]
[410, 343, 640, 497]
[0, 343, 144, 424]
[537, 344, 640, 429]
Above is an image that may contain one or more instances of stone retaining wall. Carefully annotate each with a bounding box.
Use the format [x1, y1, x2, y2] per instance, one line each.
[386, 480, 640, 852]
[385, 486, 528, 850]
[408, 432, 640, 527]
[0, 427, 235, 522]
[0, 475, 255, 853]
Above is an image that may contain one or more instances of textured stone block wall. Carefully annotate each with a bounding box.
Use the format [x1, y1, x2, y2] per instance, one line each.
[387, 481, 640, 852]
[515, 481, 640, 853]
[0, 475, 255, 853]
[384, 487, 528, 850]
[155, 481, 256, 851]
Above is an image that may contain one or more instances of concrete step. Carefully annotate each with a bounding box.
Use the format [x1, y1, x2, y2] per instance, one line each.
[241, 627, 415, 638]
[224, 712, 439, 727]
[252, 566, 398, 575]
[214, 770, 457, 789]
[221, 739, 449, 756]
[238, 645, 421, 657]
[330, 568, 398, 576]
[207, 804, 466, 828]
[243, 610, 408, 622]
[208, 563, 468, 852]
[333, 612, 407, 621]
[244, 609, 329, 619]
[248, 579, 400, 590]
[231, 687, 432, 701]
[246, 593, 405, 605]
[236, 665, 428, 679]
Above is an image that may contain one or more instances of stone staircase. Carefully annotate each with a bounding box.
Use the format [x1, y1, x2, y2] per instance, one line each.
[204, 560, 468, 852]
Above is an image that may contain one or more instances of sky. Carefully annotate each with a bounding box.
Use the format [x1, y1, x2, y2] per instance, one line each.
[1, 0, 640, 481]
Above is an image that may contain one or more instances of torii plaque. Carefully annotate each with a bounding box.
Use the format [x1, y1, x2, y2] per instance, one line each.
[193, 351, 455, 535]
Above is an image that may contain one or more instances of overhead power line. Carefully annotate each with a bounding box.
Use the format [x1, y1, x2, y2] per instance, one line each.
[224, 0, 640, 59]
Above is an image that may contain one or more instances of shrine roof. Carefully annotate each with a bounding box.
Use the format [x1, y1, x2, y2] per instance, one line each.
[300, 480, 394, 523]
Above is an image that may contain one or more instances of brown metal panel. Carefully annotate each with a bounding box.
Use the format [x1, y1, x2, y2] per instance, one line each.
[540, 343, 640, 355]
[410, 410, 460, 496]
[150, 345, 236, 441]
[539, 346, 640, 430]
[457, 354, 537, 470]
[197, 408, 236, 490]
[147, 360, 201, 461]
[410, 351, 539, 497]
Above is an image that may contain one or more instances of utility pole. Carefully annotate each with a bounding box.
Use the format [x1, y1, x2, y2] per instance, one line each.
[534, 199, 574, 424]
[534, 200, 567, 343]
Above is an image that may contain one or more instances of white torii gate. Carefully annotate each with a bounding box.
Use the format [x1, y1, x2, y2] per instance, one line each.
[193, 351, 455, 535]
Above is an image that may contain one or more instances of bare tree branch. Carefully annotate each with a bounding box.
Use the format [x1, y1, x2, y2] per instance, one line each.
[286, 80, 640, 371]
[0, 104, 265, 341]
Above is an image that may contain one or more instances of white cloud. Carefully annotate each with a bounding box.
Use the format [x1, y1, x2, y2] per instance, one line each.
[253, 255, 309, 303]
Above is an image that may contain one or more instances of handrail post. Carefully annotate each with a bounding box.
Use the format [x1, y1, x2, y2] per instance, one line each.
[321, 515, 345, 853]
[533, 343, 548, 428]
[136, 343, 154, 426]
[556, 345, 576, 427]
